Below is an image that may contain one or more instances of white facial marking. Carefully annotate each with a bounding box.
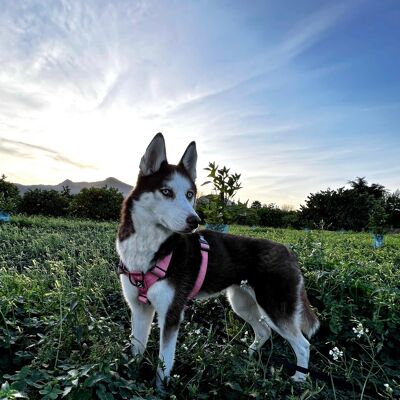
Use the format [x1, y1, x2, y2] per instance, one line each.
[152, 172, 199, 233]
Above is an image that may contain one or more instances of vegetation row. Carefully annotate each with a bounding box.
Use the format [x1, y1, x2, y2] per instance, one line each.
[0, 217, 399, 399]
[1, 173, 399, 232]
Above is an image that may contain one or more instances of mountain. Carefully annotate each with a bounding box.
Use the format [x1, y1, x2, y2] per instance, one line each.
[14, 177, 133, 197]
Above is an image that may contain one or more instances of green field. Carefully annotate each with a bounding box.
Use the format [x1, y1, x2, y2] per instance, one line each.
[1, 216, 399, 399]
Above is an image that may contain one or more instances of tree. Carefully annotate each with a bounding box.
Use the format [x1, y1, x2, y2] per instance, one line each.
[201, 162, 243, 225]
[349, 177, 386, 199]
[0, 175, 20, 214]
[300, 177, 392, 231]
[368, 199, 388, 234]
[251, 200, 262, 209]
[69, 186, 123, 220]
[258, 203, 284, 227]
[385, 190, 400, 229]
[19, 189, 70, 216]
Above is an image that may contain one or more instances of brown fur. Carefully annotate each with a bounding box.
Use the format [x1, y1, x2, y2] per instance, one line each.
[118, 162, 196, 242]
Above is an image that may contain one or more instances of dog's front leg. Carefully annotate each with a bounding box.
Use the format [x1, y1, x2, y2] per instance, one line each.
[147, 280, 182, 389]
[156, 315, 181, 389]
[130, 301, 155, 356]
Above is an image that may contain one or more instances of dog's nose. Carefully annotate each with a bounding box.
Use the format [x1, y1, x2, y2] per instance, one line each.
[186, 215, 201, 230]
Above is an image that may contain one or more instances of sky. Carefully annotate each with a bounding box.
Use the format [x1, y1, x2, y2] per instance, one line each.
[0, 0, 399, 208]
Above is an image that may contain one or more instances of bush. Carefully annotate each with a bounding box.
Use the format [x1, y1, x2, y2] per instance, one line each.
[385, 191, 400, 229]
[69, 187, 123, 220]
[19, 189, 69, 217]
[229, 201, 259, 226]
[0, 175, 20, 214]
[258, 204, 284, 227]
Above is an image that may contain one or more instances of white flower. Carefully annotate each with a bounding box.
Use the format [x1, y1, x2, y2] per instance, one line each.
[240, 280, 248, 288]
[352, 322, 368, 338]
[194, 328, 201, 335]
[329, 346, 344, 361]
[173, 374, 180, 379]
[384, 383, 393, 393]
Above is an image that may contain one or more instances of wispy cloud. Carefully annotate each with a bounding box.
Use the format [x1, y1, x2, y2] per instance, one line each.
[0, 0, 399, 205]
[0, 137, 95, 169]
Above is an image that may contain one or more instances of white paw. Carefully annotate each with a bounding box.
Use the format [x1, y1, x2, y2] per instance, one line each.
[156, 368, 168, 391]
[248, 344, 259, 358]
[291, 372, 307, 382]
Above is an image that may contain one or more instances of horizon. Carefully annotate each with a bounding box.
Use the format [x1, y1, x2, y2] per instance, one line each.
[1, 1, 399, 208]
[11, 173, 399, 211]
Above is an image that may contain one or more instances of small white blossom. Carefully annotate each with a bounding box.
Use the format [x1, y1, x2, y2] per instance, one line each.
[384, 383, 393, 393]
[194, 328, 201, 335]
[240, 280, 248, 288]
[329, 346, 344, 361]
[173, 374, 180, 379]
[352, 322, 368, 338]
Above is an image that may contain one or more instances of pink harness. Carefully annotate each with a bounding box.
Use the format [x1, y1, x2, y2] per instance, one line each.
[118, 235, 209, 305]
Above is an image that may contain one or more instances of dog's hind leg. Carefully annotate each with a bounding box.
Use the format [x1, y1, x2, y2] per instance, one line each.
[227, 285, 271, 356]
[256, 307, 311, 382]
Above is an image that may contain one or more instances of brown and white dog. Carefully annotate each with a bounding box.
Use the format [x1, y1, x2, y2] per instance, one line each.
[116, 133, 319, 388]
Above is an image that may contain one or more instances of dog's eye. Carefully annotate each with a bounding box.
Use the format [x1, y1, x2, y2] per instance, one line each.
[161, 188, 173, 197]
[186, 191, 194, 199]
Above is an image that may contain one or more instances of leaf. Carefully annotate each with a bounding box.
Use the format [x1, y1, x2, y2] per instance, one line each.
[96, 384, 115, 400]
[84, 373, 108, 387]
[62, 387, 73, 398]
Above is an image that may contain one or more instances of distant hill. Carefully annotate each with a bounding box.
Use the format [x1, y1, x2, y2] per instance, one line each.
[14, 177, 133, 197]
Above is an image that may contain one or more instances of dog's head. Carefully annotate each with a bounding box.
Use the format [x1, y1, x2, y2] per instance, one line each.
[119, 133, 201, 240]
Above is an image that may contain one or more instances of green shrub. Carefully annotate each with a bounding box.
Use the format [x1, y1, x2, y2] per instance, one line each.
[0, 175, 20, 214]
[19, 189, 69, 217]
[69, 187, 123, 221]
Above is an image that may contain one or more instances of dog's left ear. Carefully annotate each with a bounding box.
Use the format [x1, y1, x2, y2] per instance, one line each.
[179, 141, 197, 181]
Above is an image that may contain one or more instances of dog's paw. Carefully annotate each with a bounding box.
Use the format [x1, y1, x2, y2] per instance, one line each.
[248, 345, 259, 358]
[291, 372, 308, 383]
[155, 369, 169, 392]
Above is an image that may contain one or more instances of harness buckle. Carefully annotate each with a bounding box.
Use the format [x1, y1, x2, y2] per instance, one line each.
[129, 272, 145, 288]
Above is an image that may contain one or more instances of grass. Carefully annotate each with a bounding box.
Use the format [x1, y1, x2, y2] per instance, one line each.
[0, 215, 399, 399]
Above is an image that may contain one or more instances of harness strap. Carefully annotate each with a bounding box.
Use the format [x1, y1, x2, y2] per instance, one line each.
[188, 235, 209, 300]
[118, 235, 209, 305]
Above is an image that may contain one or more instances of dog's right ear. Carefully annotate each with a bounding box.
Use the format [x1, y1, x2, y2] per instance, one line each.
[139, 133, 167, 176]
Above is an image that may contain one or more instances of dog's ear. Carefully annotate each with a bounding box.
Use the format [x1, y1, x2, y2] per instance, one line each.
[179, 141, 197, 181]
[139, 133, 167, 176]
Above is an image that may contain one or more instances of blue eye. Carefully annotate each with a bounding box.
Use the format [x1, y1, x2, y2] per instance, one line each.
[161, 188, 173, 197]
[186, 191, 194, 199]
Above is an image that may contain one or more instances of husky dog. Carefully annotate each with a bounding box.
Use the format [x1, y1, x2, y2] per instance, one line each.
[116, 133, 319, 387]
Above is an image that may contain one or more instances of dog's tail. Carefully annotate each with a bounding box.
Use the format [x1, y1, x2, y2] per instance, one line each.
[300, 288, 320, 339]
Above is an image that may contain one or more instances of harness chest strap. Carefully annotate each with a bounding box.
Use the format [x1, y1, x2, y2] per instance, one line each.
[118, 235, 209, 304]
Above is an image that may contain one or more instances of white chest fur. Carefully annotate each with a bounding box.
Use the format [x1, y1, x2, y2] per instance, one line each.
[116, 223, 171, 272]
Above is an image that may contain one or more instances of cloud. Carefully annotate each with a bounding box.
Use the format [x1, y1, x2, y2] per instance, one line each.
[0, 137, 95, 169]
[1, 0, 398, 205]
